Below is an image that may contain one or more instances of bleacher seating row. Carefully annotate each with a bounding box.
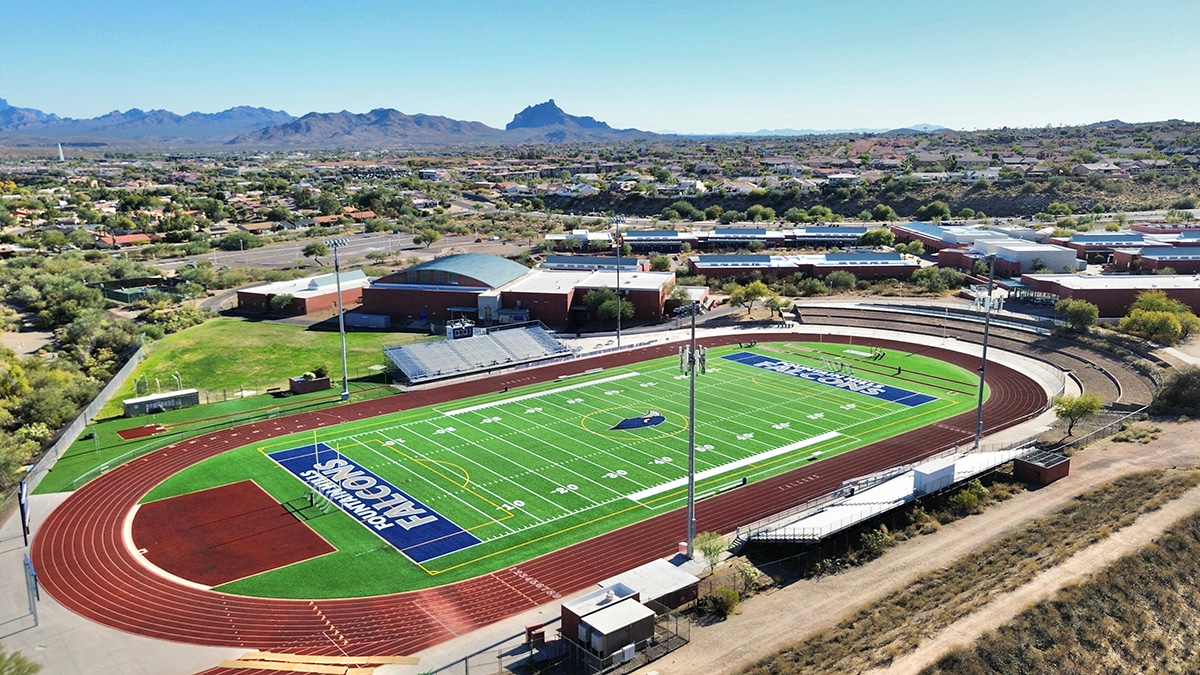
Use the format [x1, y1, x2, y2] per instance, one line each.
[384, 324, 571, 384]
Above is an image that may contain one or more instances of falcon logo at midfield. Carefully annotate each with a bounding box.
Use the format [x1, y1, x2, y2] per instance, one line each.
[611, 410, 666, 430]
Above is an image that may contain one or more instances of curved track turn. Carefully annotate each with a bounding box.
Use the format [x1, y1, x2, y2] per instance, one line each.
[34, 333, 1045, 660]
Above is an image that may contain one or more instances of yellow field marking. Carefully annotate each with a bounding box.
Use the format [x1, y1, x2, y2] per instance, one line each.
[383, 442, 513, 527]
[578, 407, 688, 441]
[418, 500, 647, 576]
[414, 458, 471, 488]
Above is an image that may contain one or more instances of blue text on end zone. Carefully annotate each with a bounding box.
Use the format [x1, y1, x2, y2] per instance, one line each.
[268, 444, 481, 563]
[722, 352, 936, 407]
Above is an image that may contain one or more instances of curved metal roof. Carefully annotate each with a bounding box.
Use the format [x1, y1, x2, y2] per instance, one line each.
[409, 253, 530, 288]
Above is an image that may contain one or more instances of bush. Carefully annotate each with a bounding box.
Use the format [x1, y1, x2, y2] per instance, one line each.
[707, 586, 740, 618]
[800, 278, 829, 296]
[826, 270, 856, 291]
[948, 479, 990, 516]
[1153, 366, 1200, 413]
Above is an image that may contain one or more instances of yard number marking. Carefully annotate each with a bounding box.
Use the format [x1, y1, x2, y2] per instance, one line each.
[840, 403, 857, 410]
[525, 407, 543, 414]
[736, 432, 755, 441]
[480, 416, 501, 424]
[806, 413, 824, 420]
[500, 500, 526, 510]
[652, 456, 673, 465]
[552, 484, 579, 494]
[771, 422, 791, 430]
[434, 426, 457, 434]
[603, 469, 629, 479]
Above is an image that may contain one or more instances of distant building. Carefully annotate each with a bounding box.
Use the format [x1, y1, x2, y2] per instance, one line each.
[687, 252, 917, 281]
[1020, 273, 1200, 316]
[360, 253, 674, 326]
[237, 270, 370, 315]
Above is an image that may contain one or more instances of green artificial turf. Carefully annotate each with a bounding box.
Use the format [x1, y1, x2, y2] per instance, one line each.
[98, 317, 434, 418]
[141, 341, 984, 599]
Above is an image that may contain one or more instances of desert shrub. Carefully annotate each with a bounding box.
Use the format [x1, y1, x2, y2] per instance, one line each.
[706, 586, 740, 618]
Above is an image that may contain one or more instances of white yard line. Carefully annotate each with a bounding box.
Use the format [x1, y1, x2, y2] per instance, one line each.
[440, 371, 640, 416]
[626, 431, 843, 502]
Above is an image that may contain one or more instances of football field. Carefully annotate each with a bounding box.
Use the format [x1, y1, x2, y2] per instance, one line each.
[142, 341, 982, 598]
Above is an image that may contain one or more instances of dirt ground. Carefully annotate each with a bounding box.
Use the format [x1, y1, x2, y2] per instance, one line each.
[639, 418, 1200, 675]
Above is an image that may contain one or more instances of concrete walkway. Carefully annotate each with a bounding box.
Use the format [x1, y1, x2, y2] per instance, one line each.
[0, 320, 1071, 675]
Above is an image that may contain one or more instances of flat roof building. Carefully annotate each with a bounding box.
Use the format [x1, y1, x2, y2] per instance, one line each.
[237, 270, 370, 316]
[1021, 273, 1200, 316]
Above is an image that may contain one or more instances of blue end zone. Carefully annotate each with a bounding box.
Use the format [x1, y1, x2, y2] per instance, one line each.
[722, 352, 936, 407]
[268, 444, 481, 564]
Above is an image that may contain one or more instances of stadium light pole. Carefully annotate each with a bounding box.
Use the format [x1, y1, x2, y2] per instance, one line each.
[684, 300, 703, 557]
[326, 238, 351, 402]
[973, 254, 996, 448]
[611, 215, 624, 349]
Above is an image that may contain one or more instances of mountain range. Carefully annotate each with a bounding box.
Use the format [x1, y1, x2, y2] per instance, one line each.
[0, 97, 946, 148]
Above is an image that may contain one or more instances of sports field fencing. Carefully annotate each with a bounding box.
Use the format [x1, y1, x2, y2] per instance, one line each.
[421, 600, 688, 675]
[24, 346, 146, 493]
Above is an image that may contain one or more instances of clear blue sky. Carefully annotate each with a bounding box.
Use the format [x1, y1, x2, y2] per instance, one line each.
[4, 0, 1198, 134]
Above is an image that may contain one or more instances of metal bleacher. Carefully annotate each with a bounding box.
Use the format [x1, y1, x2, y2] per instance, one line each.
[384, 323, 571, 384]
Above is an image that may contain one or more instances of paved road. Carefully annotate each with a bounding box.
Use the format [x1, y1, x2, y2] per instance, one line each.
[154, 231, 487, 273]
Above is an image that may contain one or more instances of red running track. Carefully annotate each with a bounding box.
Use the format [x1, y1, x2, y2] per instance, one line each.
[33, 334, 1045, 661]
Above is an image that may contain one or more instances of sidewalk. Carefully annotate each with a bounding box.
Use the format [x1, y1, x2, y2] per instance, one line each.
[0, 321, 1068, 675]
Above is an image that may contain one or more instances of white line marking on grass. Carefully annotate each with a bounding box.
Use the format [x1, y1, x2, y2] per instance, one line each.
[441, 372, 641, 416]
[626, 431, 842, 502]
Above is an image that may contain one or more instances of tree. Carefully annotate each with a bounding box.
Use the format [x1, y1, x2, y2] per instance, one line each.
[858, 228, 895, 247]
[316, 192, 342, 216]
[269, 294, 295, 313]
[915, 200, 952, 221]
[1055, 298, 1099, 330]
[414, 228, 441, 247]
[692, 531, 727, 571]
[729, 280, 770, 313]
[871, 204, 898, 221]
[302, 241, 328, 264]
[649, 254, 671, 272]
[826, 270, 856, 291]
[1119, 309, 1183, 345]
[216, 231, 262, 252]
[784, 207, 807, 223]
[585, 287, 633, 322]
[1053, 393, 1103, 435]
[764, 294, 791, 317]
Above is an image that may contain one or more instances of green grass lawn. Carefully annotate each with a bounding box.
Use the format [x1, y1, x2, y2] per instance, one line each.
[100, 318, 434, 417]
[141, 341, 984, 599]
[35, 381, 397, 495]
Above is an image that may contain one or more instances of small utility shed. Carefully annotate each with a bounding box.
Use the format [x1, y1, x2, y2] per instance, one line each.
[1013, 450, 1070, 486]
[122, 389, 200, 417]
[581, 597, 655, 659]
[599, 558, 700, 610]
[561, 583, 638, 645]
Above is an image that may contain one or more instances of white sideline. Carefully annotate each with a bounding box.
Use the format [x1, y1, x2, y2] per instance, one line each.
[626, 430, 843, 502]
[441, 371, 641, 416]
